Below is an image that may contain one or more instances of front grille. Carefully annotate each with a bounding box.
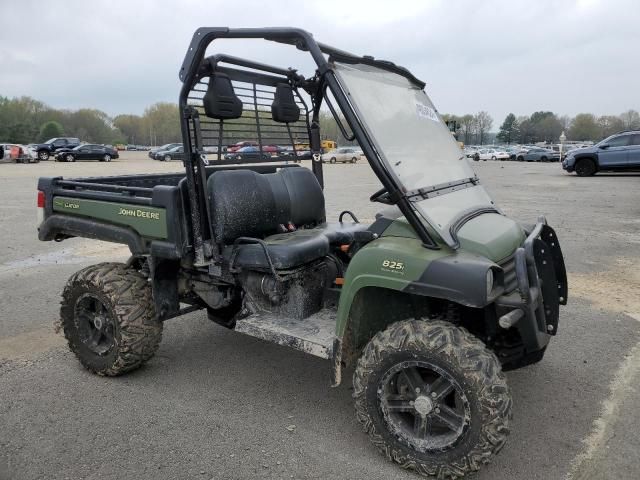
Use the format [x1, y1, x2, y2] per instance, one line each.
[499, 254, 518, 293]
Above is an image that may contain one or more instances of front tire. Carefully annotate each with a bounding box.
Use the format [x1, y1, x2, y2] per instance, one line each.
[60, 263, 162, 376]
[38, 150, 49, 161]
[330, 157, 337, 164]
[575, 158, 596, 177]
[65, 154, 75, 162]
[353, 319, 511, 479]
[163, 155, 171, 162]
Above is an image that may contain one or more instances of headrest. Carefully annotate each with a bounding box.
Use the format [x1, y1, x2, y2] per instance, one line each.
[203, 73, 243, 120]
[271, 83, 300, 124]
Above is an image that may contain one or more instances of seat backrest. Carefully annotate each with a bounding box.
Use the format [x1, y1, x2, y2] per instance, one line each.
[271, 83, 300, 123]
[207, 168, 325, 244]
[278, 168, 325, 226]
[203, 73, 243, 120]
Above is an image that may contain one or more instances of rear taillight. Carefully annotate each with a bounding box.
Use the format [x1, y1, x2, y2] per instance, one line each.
[37, 190, 45, 225]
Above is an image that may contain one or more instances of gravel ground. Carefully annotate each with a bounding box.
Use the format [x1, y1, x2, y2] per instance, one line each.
[1, 152, 639, 480]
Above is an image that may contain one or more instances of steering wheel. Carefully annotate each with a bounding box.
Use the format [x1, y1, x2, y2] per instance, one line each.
[369, 187, 393, 205]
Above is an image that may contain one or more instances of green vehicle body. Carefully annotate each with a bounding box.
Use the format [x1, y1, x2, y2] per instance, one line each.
[332, 214, 527, 370]
[48, 194, 526, 355]
[52, 197, 168, 239]
[336, 214, 524, 334]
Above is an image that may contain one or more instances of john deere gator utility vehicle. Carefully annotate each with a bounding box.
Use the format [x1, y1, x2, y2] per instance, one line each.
[36, 27, 568, 478]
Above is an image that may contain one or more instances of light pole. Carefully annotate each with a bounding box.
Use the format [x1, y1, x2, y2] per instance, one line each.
[559, 131, 566, 160]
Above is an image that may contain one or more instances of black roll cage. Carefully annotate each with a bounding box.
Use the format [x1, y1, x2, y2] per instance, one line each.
[178, 27, 437, 265]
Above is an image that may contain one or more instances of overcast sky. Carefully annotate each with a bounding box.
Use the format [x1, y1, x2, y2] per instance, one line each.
[1, 0, 638, 126]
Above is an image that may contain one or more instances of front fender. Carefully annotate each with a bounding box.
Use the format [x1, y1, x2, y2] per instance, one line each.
[335, 236, 497, 339]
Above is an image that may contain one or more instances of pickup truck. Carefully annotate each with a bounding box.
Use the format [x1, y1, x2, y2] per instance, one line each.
[33, 137, 80, 161]
[36, 27, 568, 479]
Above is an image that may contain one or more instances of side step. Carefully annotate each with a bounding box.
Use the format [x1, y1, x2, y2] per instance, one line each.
[234, 309, 336, 359]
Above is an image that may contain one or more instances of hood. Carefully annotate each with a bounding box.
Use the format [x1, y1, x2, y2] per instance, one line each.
[567, 146, 596, 156]
[456, 213, 524, 262]
[377, 210, 524, 262]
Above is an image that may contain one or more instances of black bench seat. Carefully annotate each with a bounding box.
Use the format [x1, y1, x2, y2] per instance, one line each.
[208, 168, 367, 270]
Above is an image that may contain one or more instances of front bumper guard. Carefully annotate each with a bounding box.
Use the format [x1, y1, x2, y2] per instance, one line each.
[496, 217, 568, 352]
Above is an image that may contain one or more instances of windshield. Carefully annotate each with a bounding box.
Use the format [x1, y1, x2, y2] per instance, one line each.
[333, 62, 497, 247]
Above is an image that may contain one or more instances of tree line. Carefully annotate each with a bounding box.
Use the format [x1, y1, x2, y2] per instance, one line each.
[0, 96, 182, 146]
[3, 94, 637, 147]
[443, 109, 640, 146]
[0, 95, 346, 147]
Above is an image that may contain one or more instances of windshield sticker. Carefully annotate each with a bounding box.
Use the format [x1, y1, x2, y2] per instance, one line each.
[416, 102, 439, 122]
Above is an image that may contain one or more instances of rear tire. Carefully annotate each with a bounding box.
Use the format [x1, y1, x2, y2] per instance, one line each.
[575, 158, 596, 177]
[330, 157, 337, 164]
[104, 154, 111, 162]
[516, 156, 524, 162]
[540, 156, 548, 162]
[351, 157, 358, 163]
[60, 263, 162, 376]
[353, 319, 511, 479]
[491, 156, 497, 160]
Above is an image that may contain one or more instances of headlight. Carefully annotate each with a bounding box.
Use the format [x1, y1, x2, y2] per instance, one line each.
[486, 269, 495, 298]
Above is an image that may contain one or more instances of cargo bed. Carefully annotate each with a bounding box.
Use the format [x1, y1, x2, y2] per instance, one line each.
[37, 163, 298, 259]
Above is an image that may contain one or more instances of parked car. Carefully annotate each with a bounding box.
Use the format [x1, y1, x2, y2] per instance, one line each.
[202, 145, 220, 154]
[155, 145, 185, 161]
[501, 146, 522, 160]
[463, 147, 479, 158]
[149, 143, 182, 159]
[472, 148, 509, 161]
[515, 147, 560, 162]
[321, 147, 360, 163]
[224, 145, 271, 162]
[562, 131, 640, 176]
[0, 143, 39, 163]
[33, 137, 81, 161]
[55, 144, 119, 162]
[227, 141, 259, 153]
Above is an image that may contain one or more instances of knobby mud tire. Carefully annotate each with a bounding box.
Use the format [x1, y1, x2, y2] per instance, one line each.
[353, 319, 511, 479]
[60, 262, 162, 376]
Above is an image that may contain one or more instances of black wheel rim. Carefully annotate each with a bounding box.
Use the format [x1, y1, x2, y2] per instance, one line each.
[576, 161, 592, 175]
[74, 293, 115, 356]
[378, 360, 471, 453]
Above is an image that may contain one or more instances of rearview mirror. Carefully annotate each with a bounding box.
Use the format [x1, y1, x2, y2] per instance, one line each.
[599, 144, 609, 149]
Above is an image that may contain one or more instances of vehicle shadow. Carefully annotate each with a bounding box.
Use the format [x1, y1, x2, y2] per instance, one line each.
[592, 172, 640, 177]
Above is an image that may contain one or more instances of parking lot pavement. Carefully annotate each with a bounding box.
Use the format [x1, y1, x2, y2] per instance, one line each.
[1, 154, 639, 479]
